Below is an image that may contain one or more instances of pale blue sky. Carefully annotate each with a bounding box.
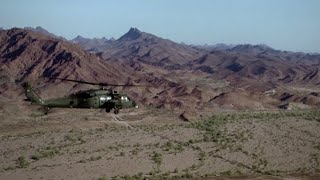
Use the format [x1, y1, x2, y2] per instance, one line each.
[0, 0, 319, 53]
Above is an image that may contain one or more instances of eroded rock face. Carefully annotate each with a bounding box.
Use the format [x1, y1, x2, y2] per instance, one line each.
[0, 28, 126, 82]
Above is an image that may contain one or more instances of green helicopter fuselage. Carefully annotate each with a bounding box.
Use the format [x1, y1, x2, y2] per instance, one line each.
[22, 82, 138, 114]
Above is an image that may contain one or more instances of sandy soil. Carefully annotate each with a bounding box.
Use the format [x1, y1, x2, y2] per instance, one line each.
[0, 102, 320, 179]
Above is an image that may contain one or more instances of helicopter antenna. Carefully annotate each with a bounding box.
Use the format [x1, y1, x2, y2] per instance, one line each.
[52, 78, 145, 87]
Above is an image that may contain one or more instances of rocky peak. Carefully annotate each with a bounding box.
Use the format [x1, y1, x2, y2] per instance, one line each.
[118, 27, 143, 41]
[72, 35, 87, 41]
[35, 26, 49, 32]
[75, 35, 84, 39]
[25, 26, 49, 35]
[24, 26, 64, 40]
[128, 27, 142, 34]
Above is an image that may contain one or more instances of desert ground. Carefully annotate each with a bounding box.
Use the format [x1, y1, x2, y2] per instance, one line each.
[0, 101, 319, 180]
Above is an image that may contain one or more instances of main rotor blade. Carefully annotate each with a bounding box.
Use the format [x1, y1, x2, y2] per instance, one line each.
[52, 78, 144, 87]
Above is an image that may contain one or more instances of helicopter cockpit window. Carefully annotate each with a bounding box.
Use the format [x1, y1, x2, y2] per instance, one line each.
[121, 96, 129, 102]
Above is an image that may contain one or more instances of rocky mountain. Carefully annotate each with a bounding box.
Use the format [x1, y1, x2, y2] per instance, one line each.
[72, 27, 320, 110]
[187, 49, 320, 85]
[71, 35, 114, 50]
[0, 28, 213, 111]
[77, 28, 204, 68]
[0, 28, 129, 99]
[227, 44, 275, 54]
[1, 27, 320, 112]
[74, 28, 320, 74]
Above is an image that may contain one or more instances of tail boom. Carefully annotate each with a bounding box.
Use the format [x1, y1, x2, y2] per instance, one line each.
[22, 82, 45, 105]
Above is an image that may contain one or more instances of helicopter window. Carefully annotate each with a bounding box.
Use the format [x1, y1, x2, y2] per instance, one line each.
[121, 96, 129, 102]
[100, 96, 112, 102]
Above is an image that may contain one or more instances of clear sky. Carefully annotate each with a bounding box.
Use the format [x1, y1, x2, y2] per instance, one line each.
[0, 0, 319, 53]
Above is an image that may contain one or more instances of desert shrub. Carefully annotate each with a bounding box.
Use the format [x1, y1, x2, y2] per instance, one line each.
[17, 156, 29, 168]
[151, 151, 162, 165]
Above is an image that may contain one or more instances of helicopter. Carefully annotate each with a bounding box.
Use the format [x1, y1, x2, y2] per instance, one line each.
[22, 78, 140, 114]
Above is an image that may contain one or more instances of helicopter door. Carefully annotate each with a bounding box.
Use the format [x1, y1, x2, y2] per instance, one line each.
[80, 92, 97, 108]
[93, 96, 99, 108]
[81, 97, 92, 108]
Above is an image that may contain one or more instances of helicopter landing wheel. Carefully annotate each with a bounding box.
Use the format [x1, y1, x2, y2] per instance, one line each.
[114, 108, 119, 114]
[106, 108, 111, 113]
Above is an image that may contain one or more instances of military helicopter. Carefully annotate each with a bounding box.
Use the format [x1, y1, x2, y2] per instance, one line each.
[22, 78, 140, 114]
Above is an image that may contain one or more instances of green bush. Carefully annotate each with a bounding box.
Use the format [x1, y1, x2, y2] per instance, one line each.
[17, 156, 29, 168]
